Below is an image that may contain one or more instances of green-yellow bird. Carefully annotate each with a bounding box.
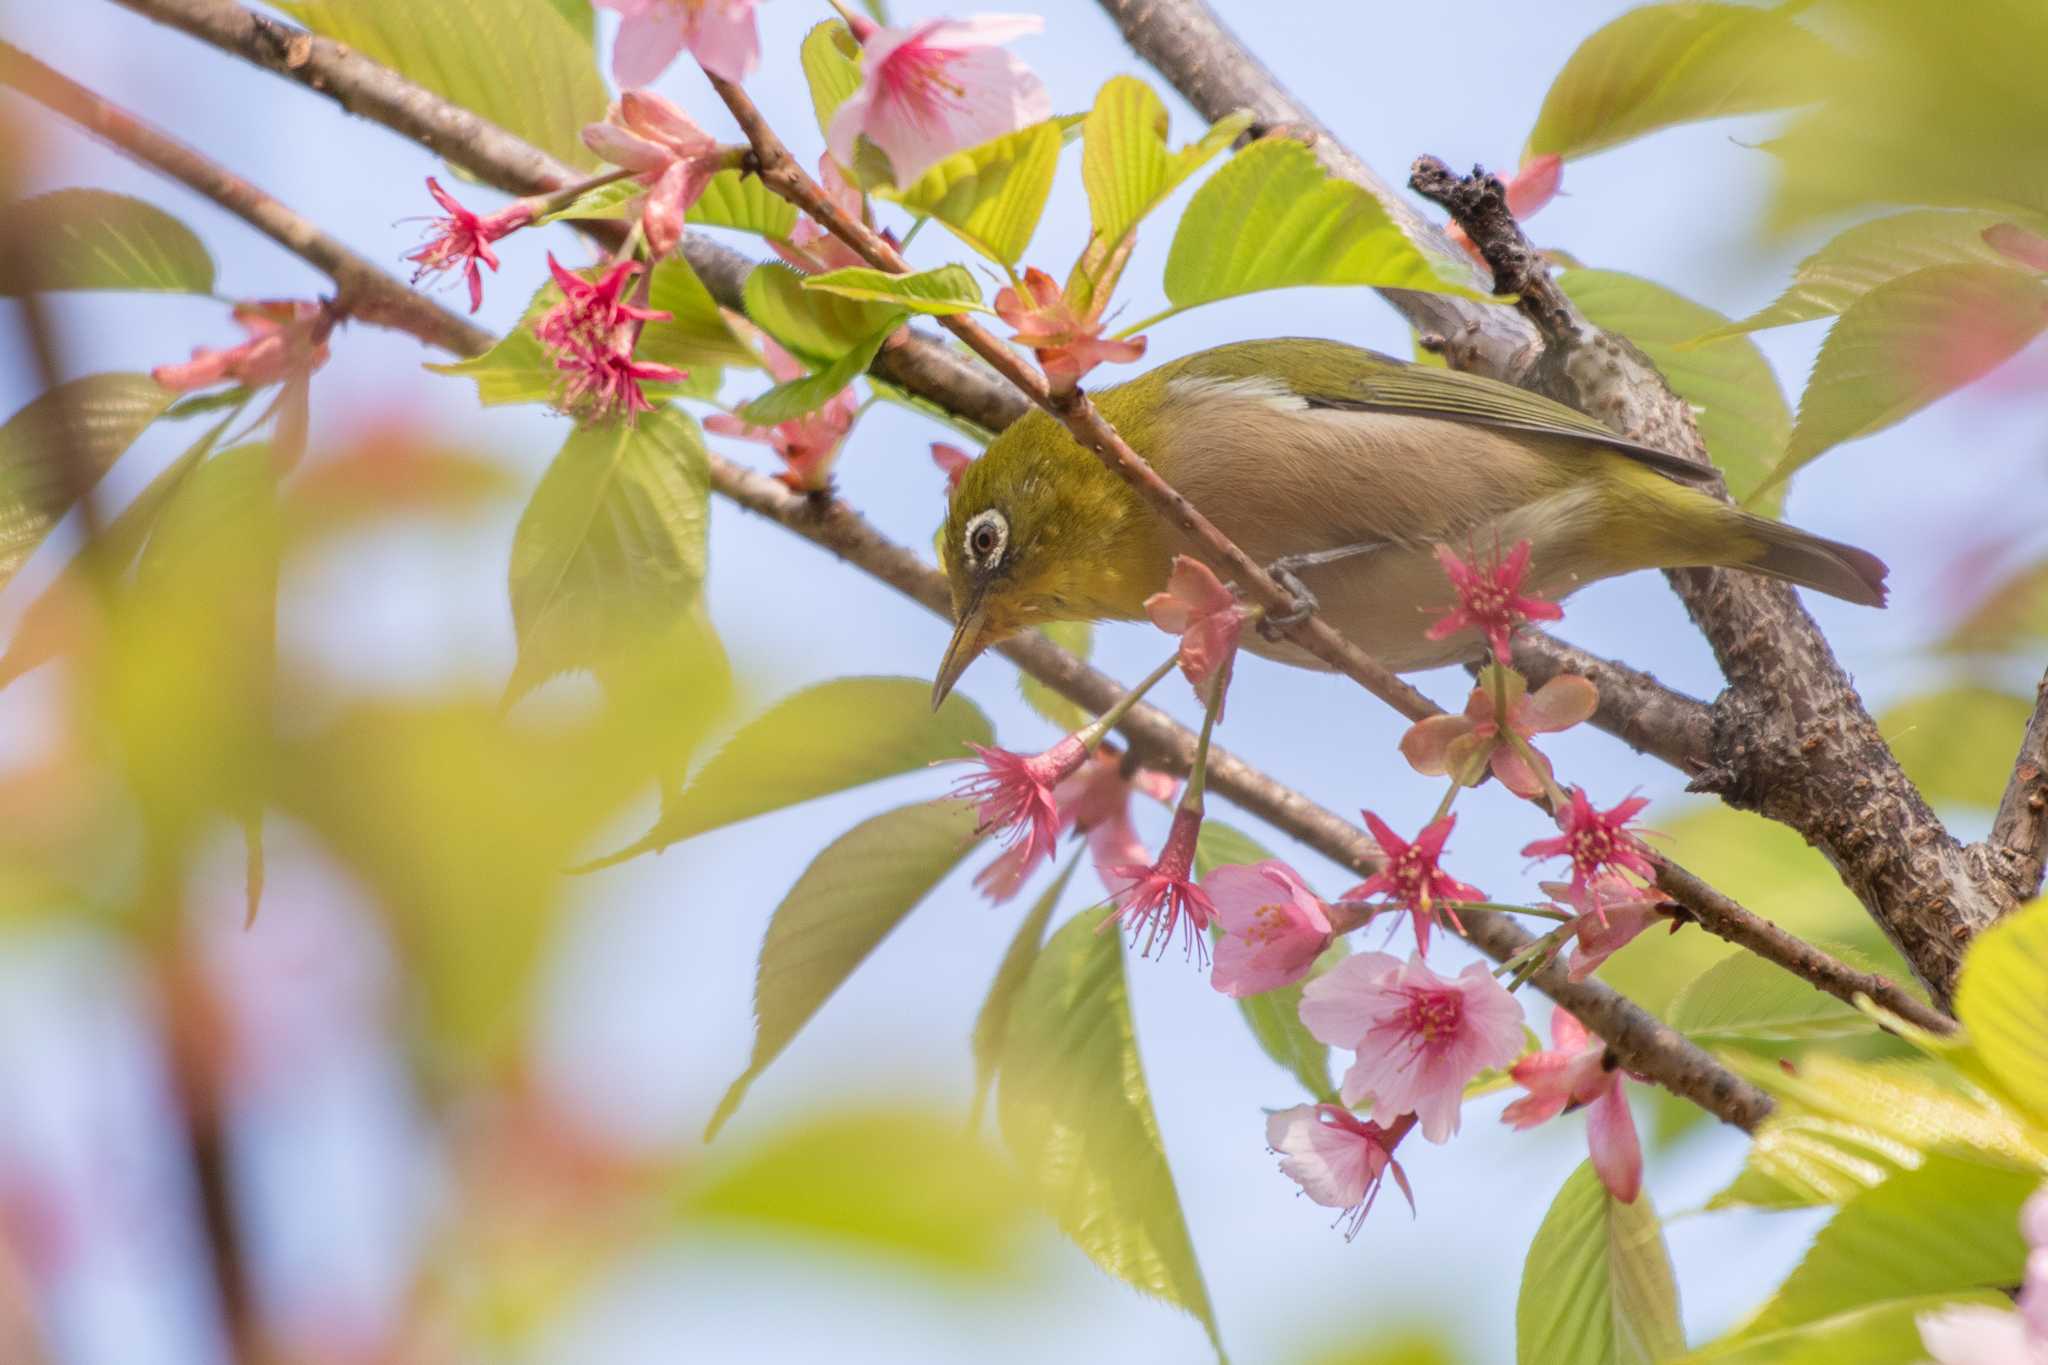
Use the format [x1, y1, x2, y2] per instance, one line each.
[930, 338, 1887, 705]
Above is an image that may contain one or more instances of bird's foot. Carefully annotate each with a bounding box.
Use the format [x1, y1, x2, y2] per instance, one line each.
[1258, 562, 1320, 638]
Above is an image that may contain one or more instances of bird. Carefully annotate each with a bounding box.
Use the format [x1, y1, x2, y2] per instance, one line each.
[930, 338, 1887, 706]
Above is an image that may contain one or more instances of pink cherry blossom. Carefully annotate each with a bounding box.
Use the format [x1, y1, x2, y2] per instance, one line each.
[2023, 1181, 2048, 1338]
[1503, 1007, 1642, 1203]
[1425, 539, 1563, 667]
[931, 441, 973, 492]
[993, 267, 1147, 393]
[535, 255, 686, 422]
[1522, 788, 1657, 906]
[582, 91, 725, 258]
[827, 14, 1052, 187]
[1106, 804, 1215, 959]
[950, 733, 1091, 899]
[1205, 860, 1334, 998]
[1545, 876, 1667, 981]
[1400, 666, 1597, 798]
[598, 0, 760, 87]
[1343, 812, 1483, 952]
[406, 178, 534, 312]
[1917, 1307, 2048, 1364]
[1300, 951, 1525, 1143]
[1144, 555, 1246, 698]
[1985, 222, 2048, 272]
[1265, 1103, 1414, 1239]
[152, 299, 333, 393]
[704, 334, 859, 492]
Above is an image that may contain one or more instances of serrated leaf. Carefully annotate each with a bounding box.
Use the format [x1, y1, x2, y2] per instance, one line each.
[1525, 2, 1834, 160]
[803, 264, 987, 315]
[1775, 264, 2048, 489]
[586, 676, 993, 865]
[533, 178, 640, 226]
[1878, 688, 2038, 808]
[1515, 1162, 1684, 1365]
[640, 257, 756, 371]
[879, 121, 1062, 266]
[1557, 267, 1792, 514]
[1954, 897, 2048, 1123]
[506, 406, 709, 698]
[1668, 1291, 2010, 1365]
[1943, 557, 2048, 655]
[1082, 76, 1250, 247]
[1665, 951, 1876, 1044]
[0, 373, 175, 589]
[278, 0, 605, 169]
[708, 800, 984, 1138]
[800, 21, 863, 142]
[1017, 621, 1091, 731]
[971, 853, 1079, 1123]
[1703, 210, 2023, 341]
[743, 261, 902, 364]
[687, 169, 800, 240]
[997, 908, 1222, 1355]
[739, 319, 895, 425]
[1164, 138, 1484, 310]
[0, 190, 215, 295]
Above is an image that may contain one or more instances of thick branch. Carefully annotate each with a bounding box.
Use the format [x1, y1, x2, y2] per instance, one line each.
[1981, 667, 2048, 902]
[1509, 633, 1713, 774]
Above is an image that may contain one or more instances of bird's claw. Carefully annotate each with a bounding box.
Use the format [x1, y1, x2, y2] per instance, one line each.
[1258, 562, 1319, 638]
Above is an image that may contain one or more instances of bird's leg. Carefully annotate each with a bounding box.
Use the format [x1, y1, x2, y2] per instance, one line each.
[1257, 540, 1387, 638]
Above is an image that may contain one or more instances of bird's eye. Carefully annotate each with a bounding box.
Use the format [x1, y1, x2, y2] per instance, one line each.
[963, 508, 1008, 567]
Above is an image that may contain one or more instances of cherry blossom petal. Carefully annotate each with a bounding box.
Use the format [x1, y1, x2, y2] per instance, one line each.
[612, 7, 691, 87]
[1585, 1081, 1643, 1203]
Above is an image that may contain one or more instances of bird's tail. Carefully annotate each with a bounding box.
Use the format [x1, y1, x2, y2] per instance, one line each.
[1730, 511, 1889, 607]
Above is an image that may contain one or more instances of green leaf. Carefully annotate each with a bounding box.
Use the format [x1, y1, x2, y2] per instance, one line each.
[1017, 621, 1092, 732]
[1702, 210, 2023, 341]
[800, 21, 863, 142]
[532, 177, 640, 226]
[687, 169, 800, 240]
[640, 257, 757, 372]
[278, 0, 605, 169]
[0, 373, 175, 589]
[1669, 1291, 2010, 1365]
[587, 676, 993, 865]
[1776, 264, 2048, 489]
[803, 264, 988, 315]
[880, 121, 1063, 267]
[998, 908, 1222, 1355]
[743, 262, 903, 364]
[1878, 688, 2038, 808]
[1954, 897, 2048, 1123]
[1525, 2, 1835, 160]
[506, 406, 709, 697]
[1164, 138, 1484, 311]
[971, 853, 1079, 1123]
[1735, 1153, 2036, 1340]
[1515, 1162, 1684, 1365]
[1942, 556, 2048, 655]
[1665, 951, 1876, 1045]
[739, 319, 896, 425]
[0, 190, 214, 295]
[684, 1108, 1028, 1273]
[542, 0, 592, 40]
[708, 800, 984, 1138]
[1556, 267, 1792, 514]
[1082, 76, 1250, 246]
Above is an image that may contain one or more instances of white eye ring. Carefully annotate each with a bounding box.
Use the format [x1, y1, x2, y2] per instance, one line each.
[963, 508, 1009, 567]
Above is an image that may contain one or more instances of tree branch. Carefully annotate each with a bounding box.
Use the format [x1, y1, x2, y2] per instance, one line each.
[1508, 633, 1713, 774]
[1980, 667, 2048, 903]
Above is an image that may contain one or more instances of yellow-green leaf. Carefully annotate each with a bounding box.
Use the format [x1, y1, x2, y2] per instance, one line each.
[1558, 267, 1792, 514]
[880, 121, 1063, 267]
[971, 853, 1079, 1122]
[1942, 556, 2048, 656]
[743, 261, 902, 364]
[1879, 687, 2038, 809]
[641, 257, 756, 371]
[1515, 1162, 1684, 1365]
[1082, 75, 1250, 246]
[687, 169, 800, 240]
[1954, 897, 2048, 1123]
[803, 263, 988, 314]
[998, 908, 1222, 1355]
[0, 373, 175, 589]
[708, 800, 984, 1138]
[1164, 137, 1484, 310]
[0, 190, 215, 295]
[1526, 2, 1834, 160]
[1668, 1291, 2011, 1365]
[800, 20, 863, 142]
[738, 319, 895, 425]
[1666, 951, 1876, 1045]
[533, 178, 640, 226]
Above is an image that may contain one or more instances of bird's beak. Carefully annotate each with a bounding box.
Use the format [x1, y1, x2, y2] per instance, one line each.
[931, 595, 991, 710]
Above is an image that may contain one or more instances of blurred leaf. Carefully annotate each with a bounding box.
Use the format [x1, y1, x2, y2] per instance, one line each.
[1017, 621, 1092, 732]
[686, 1107, 1029, 1272]
[687, 169, 800, 239]
[532, 177, 639, 226]
[1666, 951, 1876, 1044]
[0, 190, 214, 295]
[1526, 2, 1833, 160]
[1954, 897, 2048, 1123]
[803, 264, 988, 315]
[998, 908, 1223, 1356]
[1733, 1154, 2034, 1341]
[283, 437, 514, 542]
[278, 0, 604, 169]
[1669, 1291, 2010, 1365]
[1776, 265, 2048, 488]
[1082, 76, 1250, 247]
[743, 261, 902, 364]
[506, 406, 709, 698]
[1704, 210, 2022, 340]
[588, 677, 992, 865]
[0, 373, 175, 589]
[1557, 267, 1791, 514]
[1878, 687, 2035, 808]
[1302, 1335, 1464, 1365]
[541, 0, 591, 40]
[708, 800, 984, 1138]
[1165, 138, 1485, 311]
[879, 121, 1063, 267]
[1515, 1161, 1683, 1365]
[800, 20, 863, 142]
[971, 853, 1079, 1123]
[1942, 556, 2048, 655]
[738, 319, 894, 424]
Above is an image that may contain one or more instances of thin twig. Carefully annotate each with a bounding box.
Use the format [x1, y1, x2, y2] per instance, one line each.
[1508, 633, 1714, 774]
[1984, 666, 2048, 901]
